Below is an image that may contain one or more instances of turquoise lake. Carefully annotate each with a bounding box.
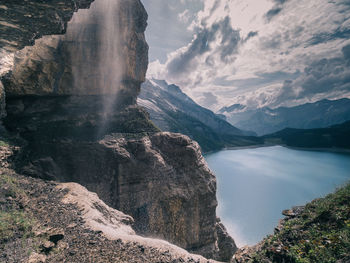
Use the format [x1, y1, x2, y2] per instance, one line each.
[204, 146, 350, 247]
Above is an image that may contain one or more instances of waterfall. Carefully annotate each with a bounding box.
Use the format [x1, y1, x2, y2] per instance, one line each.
[64, 0, 124, 135]
[66, 0, 123, 94]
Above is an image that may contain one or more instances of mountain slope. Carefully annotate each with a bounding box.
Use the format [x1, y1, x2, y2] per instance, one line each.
[234, 183, 350, 263]
[219, 99, 350, 136]
[138, 79, 261, 152]
[264, 120, 350, 149]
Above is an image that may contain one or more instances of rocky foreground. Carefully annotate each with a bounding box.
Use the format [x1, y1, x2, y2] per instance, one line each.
[0, 141, 221, 263]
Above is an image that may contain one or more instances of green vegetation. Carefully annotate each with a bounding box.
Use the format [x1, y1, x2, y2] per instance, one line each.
[264, 120, 350, 149]
[0, 210, 35, 242]
[249, 183, 350, 263]
[0, 173, 24, 198]
[0, 140, 9, 147]
[0, 173, 35, 244]
[122, 117, 160, 133]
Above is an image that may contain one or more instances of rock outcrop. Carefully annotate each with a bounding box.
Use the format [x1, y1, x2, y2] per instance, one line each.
[0, 0, 94, 52]
[0, 81, 5, 118]
[0, 0, 237, 261]
[0, 145, 220, 263]
[2, 0, 148, 104]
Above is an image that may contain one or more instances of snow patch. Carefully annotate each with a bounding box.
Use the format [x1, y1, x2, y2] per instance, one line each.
[137, 98, 162, 113]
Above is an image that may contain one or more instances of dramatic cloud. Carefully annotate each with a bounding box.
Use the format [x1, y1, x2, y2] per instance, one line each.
[142, 0, 203, 62]
[145, 0, 350, 110]
[166, 16, 240, 77]
[198, 92, 219, 108]
[271, 43, 350, 107]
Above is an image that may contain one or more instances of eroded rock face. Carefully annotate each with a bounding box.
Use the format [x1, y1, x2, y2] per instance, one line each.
[5, 93, 236, 260]
[0, 81, 5, 118]
[0, 0, 95, 52]
[10, 127, 224, 258]
[2, 0, 148, 103]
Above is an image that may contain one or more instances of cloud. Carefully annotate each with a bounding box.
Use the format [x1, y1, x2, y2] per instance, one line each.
[265, 7, 282, 22]
[146, 0, 350, 110]
[178, 9, 190, 23]
[142, 0, 204, 62]
[271, 43, 350, 107]
[265, 0, 289, 21]
[198, 92, 218, 108]
[166, 15, 240, 78]
[343, 44, 350, 61]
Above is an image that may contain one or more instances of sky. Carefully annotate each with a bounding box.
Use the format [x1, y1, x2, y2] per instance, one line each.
[142, 0, 350, 111]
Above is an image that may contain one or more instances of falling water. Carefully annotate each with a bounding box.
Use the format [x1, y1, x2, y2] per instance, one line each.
[64, 0, 124, 135]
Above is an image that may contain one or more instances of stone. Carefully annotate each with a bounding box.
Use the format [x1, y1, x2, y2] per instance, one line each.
[28, 252, 47, 263]
[282, 206, 304, 218]
[215, 219, 238, 262]
[2, 0, 148, 103]
[0, 81, 5, 118]
[15, 131, 225, 259]
[41, 241, 55, 254]
[0, 0, 95, 52]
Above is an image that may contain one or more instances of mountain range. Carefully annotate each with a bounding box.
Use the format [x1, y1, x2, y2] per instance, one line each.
[218, 99, 350, 136]
[138, 79, 261, 152]
[264, 120, 350, 149]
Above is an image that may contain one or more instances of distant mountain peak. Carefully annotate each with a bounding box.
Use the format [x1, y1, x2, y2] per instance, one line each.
[220, 98, 350, 136]
[138, 79, 259, 152]
[167, 84, 182, 94]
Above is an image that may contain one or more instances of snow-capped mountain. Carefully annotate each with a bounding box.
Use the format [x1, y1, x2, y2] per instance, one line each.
[218, 98, 350, 136]
[138, 79, 259, 152]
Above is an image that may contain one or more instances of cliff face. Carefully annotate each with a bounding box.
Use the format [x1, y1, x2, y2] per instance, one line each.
[0, 0, 237, 261]
[2, 0, 148, 103]
[16, 132, 220, 256]
[0, 144, 220, 263]
[0, 0, 94, 52]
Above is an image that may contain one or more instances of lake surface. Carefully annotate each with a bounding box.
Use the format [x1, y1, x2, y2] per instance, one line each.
[205, 146, 350, 247]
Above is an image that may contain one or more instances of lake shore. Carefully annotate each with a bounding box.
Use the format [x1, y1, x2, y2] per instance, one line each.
[204, 143, 350, 156]
[205, 146, 350, 246]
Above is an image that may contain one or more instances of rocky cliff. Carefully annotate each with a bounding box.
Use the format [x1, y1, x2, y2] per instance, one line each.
[2, 0, 148, 103]
[0, 0, 237, 261]
[0, 0, 94, 52]
[0, 143, 220, 263]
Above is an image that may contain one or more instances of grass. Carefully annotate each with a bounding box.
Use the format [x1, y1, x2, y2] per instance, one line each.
[0, 173, 24, 198]
[248, 183, 350, 263]
[0, 140, 9, 147]
[0, 210, 35, 242]
[0, 173, 35, 243]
